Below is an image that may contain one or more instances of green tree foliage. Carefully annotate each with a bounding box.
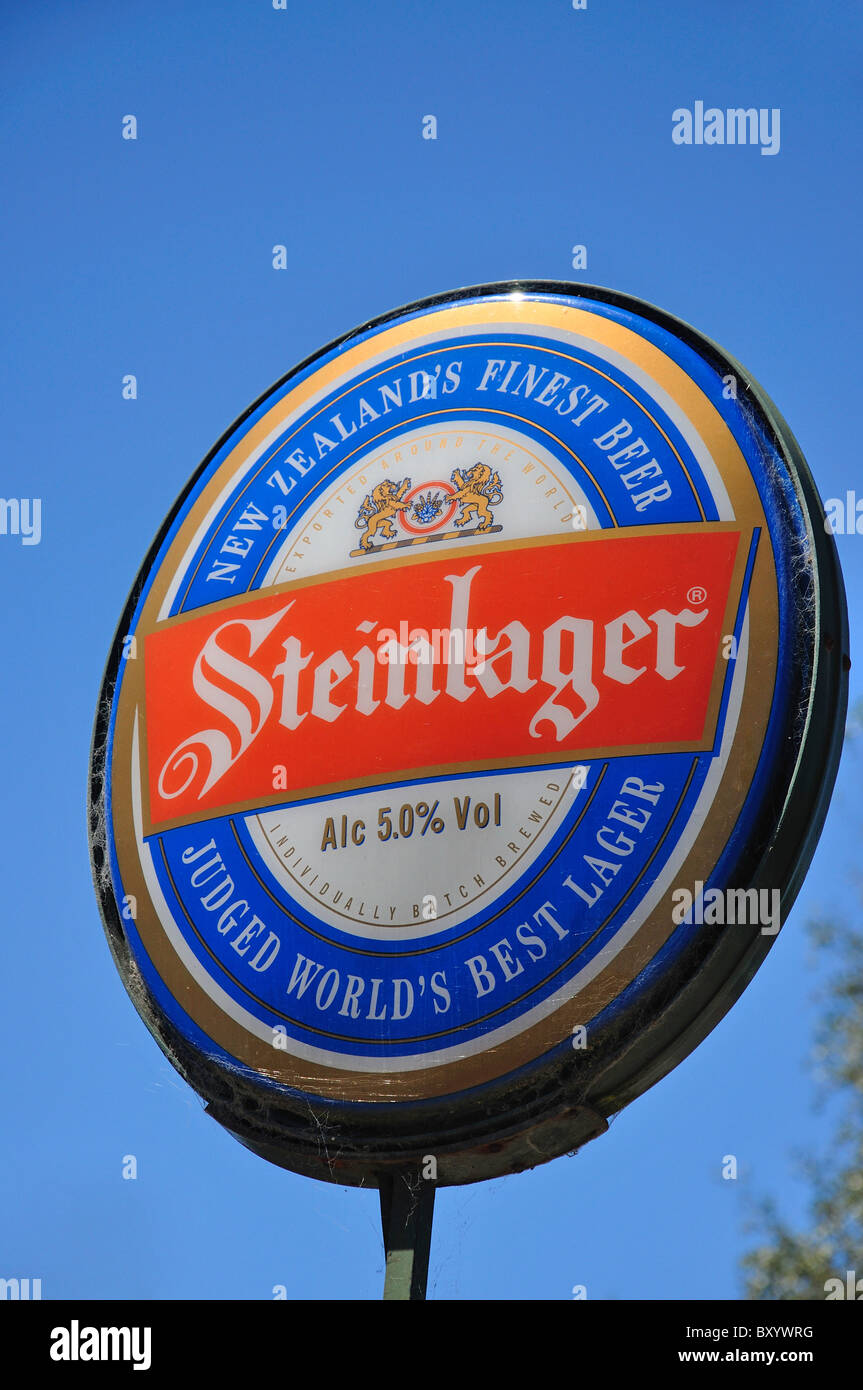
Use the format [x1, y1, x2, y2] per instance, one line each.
[741, 916, 863, 1299]
[742, 704, 863, 1300]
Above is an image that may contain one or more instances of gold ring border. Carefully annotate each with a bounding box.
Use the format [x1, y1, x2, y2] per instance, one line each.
[110, 297, 778, 1101]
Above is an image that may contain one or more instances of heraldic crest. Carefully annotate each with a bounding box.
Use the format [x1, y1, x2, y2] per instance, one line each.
[354, 463, 504, 555]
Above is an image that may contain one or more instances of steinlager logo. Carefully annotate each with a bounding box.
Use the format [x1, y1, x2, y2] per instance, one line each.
[146, 529, 739, 829]
[91, 282, 847, 1186]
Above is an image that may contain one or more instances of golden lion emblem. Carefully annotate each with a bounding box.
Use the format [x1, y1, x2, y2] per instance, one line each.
[355, 477, 411, 551]
[448, 463, 503, 532]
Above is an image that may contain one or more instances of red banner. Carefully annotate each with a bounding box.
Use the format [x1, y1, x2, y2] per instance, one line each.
[143, 530, 741, 826]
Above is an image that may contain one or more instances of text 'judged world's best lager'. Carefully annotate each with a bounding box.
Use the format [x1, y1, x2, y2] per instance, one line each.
[90, 282, 848, 1184]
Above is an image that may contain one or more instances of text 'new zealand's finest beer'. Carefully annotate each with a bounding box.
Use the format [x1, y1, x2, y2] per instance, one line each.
[90, 283, 848, 1184]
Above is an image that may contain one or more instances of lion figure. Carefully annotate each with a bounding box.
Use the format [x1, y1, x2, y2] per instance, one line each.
[355, 477, 411, 551]
[448, 462, 503, 532]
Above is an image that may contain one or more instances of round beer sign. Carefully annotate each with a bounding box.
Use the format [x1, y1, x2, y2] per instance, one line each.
[89, 282, 848, 1185]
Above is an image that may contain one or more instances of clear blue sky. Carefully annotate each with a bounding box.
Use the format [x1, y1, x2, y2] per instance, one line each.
[1, 0, 861, 1299]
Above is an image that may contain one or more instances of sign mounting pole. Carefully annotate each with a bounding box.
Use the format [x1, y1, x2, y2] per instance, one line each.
[379, 1170, 435, 1300]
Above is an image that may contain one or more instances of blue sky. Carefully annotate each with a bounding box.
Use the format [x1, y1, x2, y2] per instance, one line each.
[1, 0, 861, 1299]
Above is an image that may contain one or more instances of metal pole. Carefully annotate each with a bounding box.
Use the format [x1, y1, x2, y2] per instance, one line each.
[379, 1168, 436, 1300]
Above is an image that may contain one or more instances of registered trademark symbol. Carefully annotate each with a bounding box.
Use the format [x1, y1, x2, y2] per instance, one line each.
[687, 585, 707, 605]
